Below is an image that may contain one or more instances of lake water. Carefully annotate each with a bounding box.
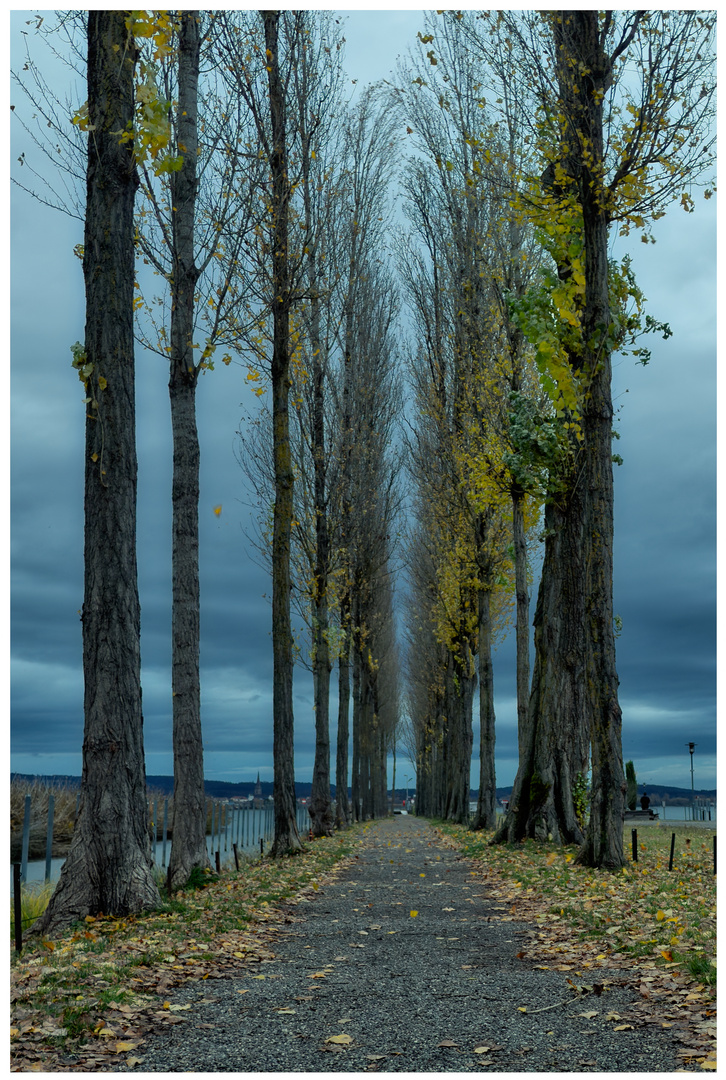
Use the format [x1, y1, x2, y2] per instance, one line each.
[15, 802, 715, 889]
[15, 805, 299, 888]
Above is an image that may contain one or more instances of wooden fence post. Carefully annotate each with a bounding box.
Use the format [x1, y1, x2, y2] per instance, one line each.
[13, 863, 22, 954]
[162, 799, 168, 867]
[20, 794, 31, 883]
[44, 794, 54, 882]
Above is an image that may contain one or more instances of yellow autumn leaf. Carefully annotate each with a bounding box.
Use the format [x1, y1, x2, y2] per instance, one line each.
[115, 1042, 138, 1053]
[614, 1024, 634, 1031]
[410, 910, 418, 918]
[326, 1033, 353, 1045]
[126, 1057, 144, 1068]
[700, 1056, 717, 1070]
[97, 1027, 116, 1037]
[213, 505, 222, 516]
[656, 910, 666, 921]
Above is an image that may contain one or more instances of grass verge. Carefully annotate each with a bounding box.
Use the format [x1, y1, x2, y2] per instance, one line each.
[436, 821, 716, 993]
[10, 831, 355, 1069]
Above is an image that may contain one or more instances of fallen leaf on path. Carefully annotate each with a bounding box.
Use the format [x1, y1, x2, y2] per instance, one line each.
[438, 1040, 458, 1047]
[614, 1024, 634, 1031]
[326, 1033, 353, 1045]
[410, 910, 418, 917]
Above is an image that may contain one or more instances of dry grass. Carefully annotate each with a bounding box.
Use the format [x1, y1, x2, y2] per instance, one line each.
[10, 778, 78, 861]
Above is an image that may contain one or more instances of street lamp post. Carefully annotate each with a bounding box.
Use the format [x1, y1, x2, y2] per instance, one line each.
[405, 775, 413, 812]
[686, 743, 696, 819]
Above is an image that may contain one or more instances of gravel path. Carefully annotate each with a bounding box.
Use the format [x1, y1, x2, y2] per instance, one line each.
[123, 817, 686, 1072]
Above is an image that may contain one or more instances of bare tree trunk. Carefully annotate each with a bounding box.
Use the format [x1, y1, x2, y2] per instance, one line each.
[167, 10, 211, 892]
[512, 484, 530, 749]
[335, 588, 351, 828]
[308, 296, 333, 838]
[33, 11, 160, 934]
[493, 491, 588, 845]
[473, 586, 496, 829]
[443, 648, 474, 825]
[351, 613, 361, 822]
[264, 10, 301, 857]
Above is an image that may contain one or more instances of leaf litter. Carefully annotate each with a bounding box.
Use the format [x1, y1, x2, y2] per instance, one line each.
[10, 832, 353, 1071]
[437, 821, 717, 1070]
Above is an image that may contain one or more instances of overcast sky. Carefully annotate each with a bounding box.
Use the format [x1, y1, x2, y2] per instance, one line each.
[10, 10, 717, 795]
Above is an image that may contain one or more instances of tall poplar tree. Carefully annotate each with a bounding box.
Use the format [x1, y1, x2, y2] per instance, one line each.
[480, 9, 715, 865]
[34, 11, 159, 933]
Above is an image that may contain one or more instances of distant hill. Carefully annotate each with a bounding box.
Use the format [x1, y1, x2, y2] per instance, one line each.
[11, 773, 715, 804]
[491, 783, 716, 805]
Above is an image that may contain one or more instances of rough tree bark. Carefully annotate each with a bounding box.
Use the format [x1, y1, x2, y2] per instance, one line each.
[335, 586, 351, 828]
[167, 9, 212, 892]
[494, 489, 589, 844]
[33, 11, 160, 934]
[442, 646, 474, 825]
[472, 582, 496, 829]
[263, 9, 302, 856]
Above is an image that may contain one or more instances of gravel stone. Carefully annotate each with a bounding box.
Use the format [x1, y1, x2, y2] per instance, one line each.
[120, 817, 687, 1072]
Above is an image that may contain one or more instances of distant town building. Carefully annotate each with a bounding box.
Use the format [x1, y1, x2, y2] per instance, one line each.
[253, 772, 264, 809]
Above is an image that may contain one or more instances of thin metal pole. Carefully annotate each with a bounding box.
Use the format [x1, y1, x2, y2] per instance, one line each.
[631, 829, 638, 862]
[44, 794, 54, 883]
[668, 833, 676, 871]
